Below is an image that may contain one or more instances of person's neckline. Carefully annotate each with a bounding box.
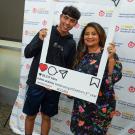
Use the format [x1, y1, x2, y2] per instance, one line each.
[56, 25, 69, 37]
[88, 47, 102, 54]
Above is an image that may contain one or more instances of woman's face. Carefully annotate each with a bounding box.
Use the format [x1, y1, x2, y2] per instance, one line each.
[84, 26, 100, 48]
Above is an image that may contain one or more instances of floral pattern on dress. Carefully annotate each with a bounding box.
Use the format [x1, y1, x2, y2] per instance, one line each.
[70, 50, 122, 135]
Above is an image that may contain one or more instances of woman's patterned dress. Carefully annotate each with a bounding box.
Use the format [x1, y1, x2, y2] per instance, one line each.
[70, 50, 122, 135]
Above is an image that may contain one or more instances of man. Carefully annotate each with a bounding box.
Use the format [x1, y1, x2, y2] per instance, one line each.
[23, 6, 81, 135]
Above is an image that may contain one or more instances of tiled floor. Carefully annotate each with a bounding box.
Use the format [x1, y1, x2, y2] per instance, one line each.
[0, 103, 17, 135]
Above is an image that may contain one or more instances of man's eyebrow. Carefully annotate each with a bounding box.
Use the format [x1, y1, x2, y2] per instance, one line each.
[63, 14, 77, 21]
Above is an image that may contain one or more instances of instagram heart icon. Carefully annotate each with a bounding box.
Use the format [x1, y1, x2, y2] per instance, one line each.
[39, 63, 48, 72]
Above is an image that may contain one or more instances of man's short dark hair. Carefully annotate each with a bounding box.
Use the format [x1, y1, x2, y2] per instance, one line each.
[62, 6, 81, 20]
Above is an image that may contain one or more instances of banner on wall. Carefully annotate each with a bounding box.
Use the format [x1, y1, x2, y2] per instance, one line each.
[9, 0, 135, 135]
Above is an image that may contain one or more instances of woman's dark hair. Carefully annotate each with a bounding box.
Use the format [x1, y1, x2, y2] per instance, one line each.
[62, 6, 81, 20]
[73, 22, 106, 68]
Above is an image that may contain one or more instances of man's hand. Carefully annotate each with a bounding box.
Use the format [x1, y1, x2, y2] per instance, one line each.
[39, 28, 48, 40]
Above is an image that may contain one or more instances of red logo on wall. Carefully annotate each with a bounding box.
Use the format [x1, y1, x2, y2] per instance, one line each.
[128, 41, 135, 48]
[115, 25, 120, 32]
[99, 10, 105, 17]
[26, 64, 30, 70]
[128, 128, 135, 134]
[42, 20, 47, 26]
[128, 0, 134, 2]
[128, 86, 135, 93]
[32, 8, 37, 13]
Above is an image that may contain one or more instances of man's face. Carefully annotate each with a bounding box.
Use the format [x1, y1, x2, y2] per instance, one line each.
[59, 14, 77, 33]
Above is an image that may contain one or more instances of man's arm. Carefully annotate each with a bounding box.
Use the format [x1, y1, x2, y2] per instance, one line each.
[24, 28, 47, 58]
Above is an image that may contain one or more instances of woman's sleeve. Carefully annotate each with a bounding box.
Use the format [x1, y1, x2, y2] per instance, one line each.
[110, 54, 122, 84]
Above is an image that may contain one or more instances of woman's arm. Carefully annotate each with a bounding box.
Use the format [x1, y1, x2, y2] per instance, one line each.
[107, 43, 122, 84]
[110, 55, 122, 84]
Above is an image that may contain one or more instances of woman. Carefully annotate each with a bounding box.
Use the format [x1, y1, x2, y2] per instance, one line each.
[70, 22, 122, 135]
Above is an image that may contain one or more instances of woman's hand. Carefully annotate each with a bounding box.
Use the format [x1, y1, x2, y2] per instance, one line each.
[107, 42, 116, 76]
[39, 28, 48, 40]
[107, 42, 116, 59]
